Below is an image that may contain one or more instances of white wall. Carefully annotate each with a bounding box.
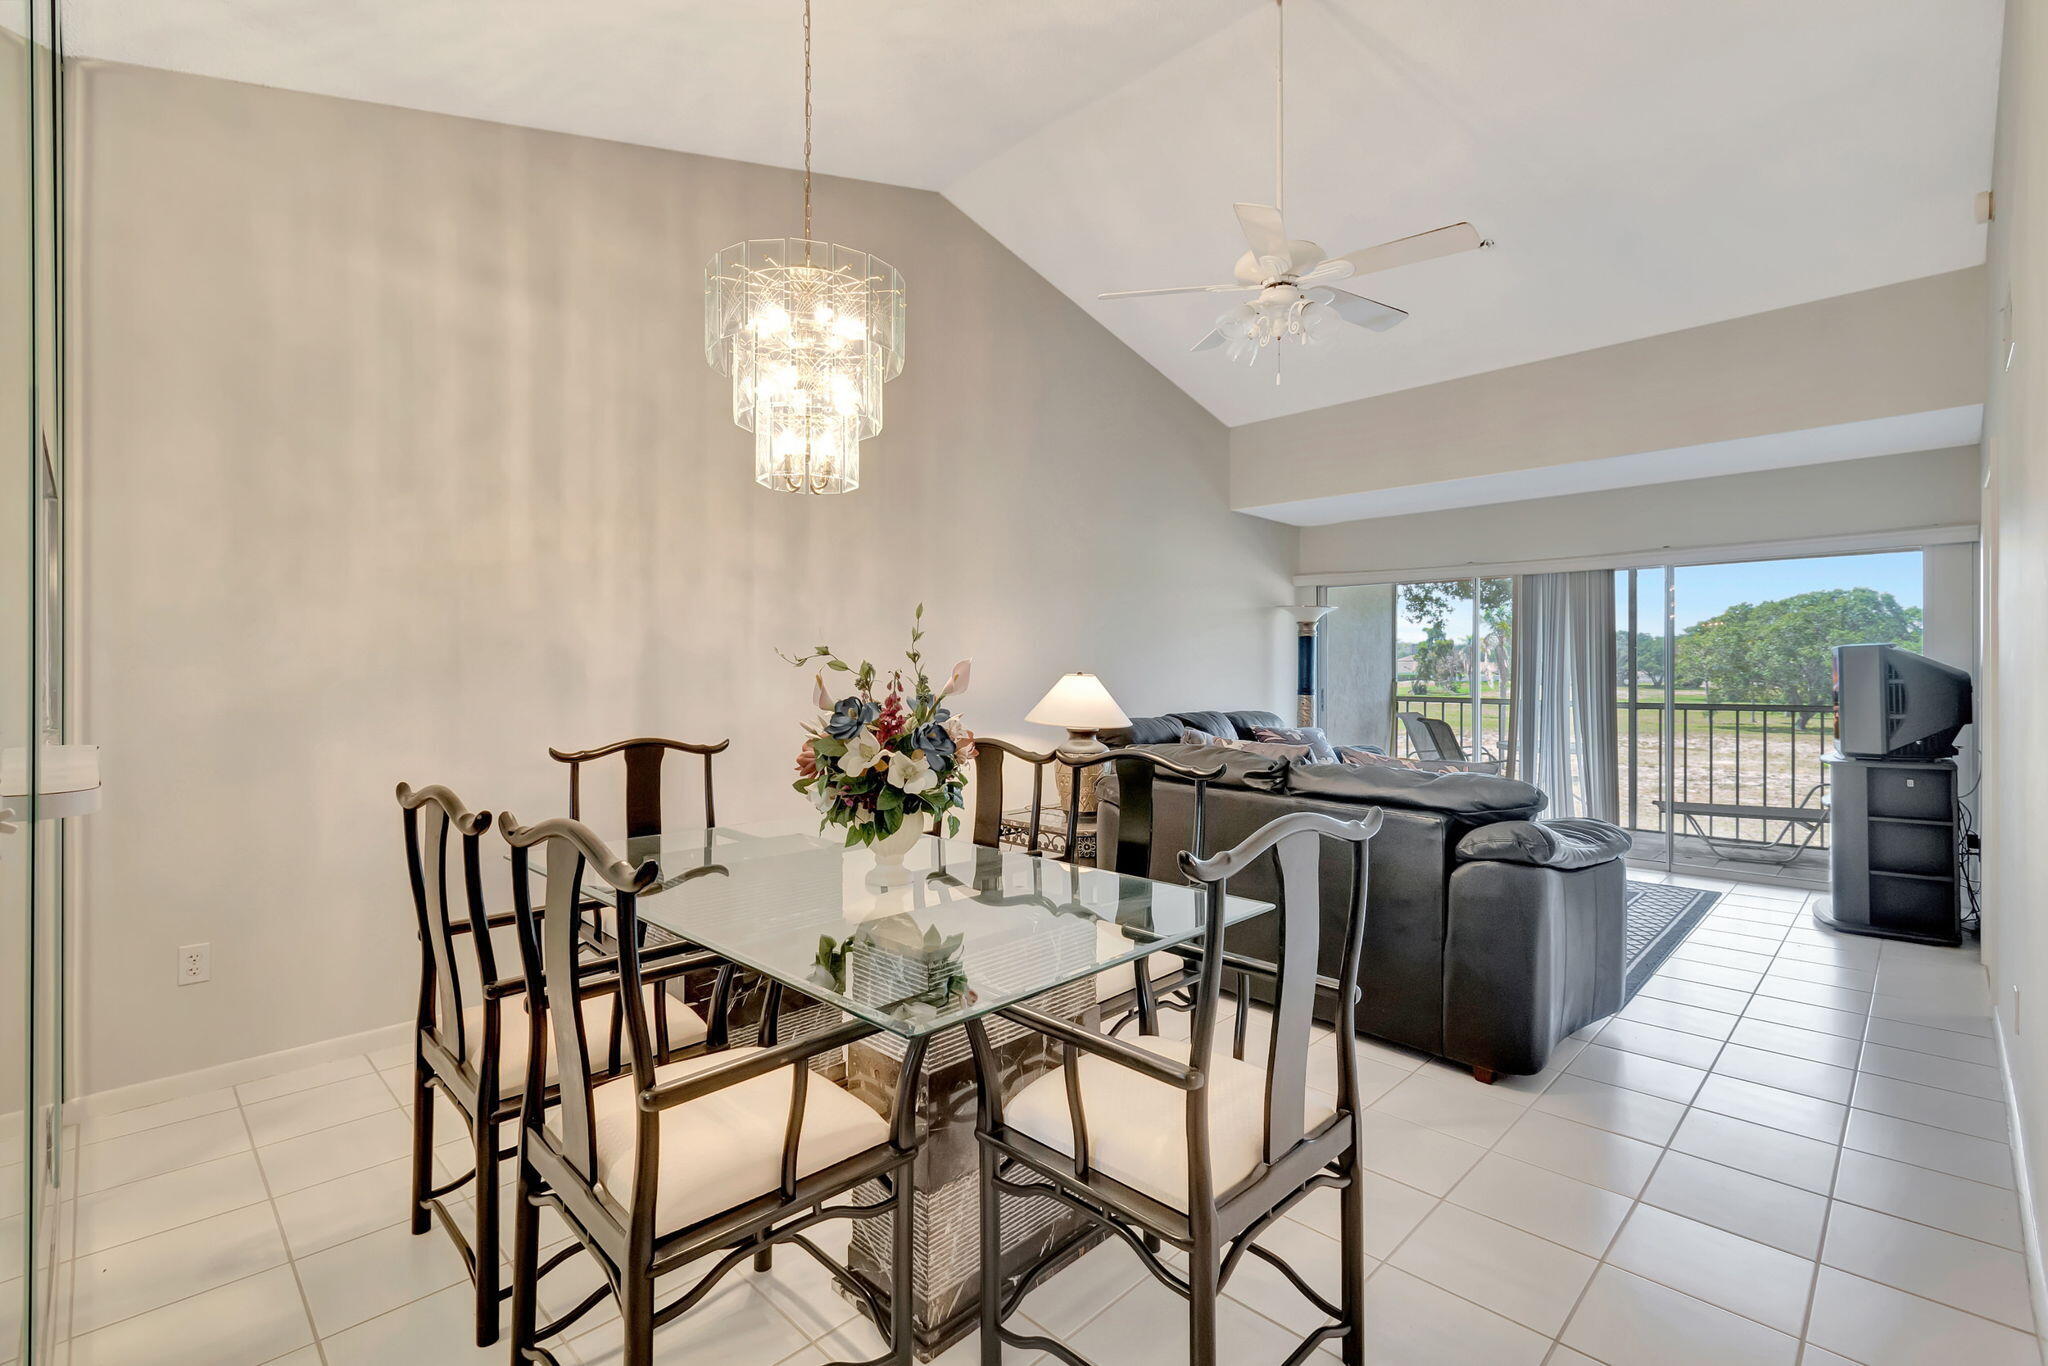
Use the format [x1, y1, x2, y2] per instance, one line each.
[1297, 446, 1982, 577]
[1232, 270, 1987, 515]
[67, 61, 1296, 1092]
[1978, 0, 2048, 1295]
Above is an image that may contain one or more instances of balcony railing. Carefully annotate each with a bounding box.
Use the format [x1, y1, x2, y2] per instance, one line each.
[1622, 700, 1834, 850]
[1390, 691, 1512, 761]
[1390, 691, 1834, 852]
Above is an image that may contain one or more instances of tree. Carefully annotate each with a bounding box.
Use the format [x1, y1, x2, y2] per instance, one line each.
[1410, 622, 1461, 693]
[1613, 630, 1667, 687]
[1401, 580, 1510, 693]
[1677, 587, 1922, 722]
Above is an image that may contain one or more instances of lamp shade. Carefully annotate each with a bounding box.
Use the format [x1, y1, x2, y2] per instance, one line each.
[1026, 673, 1130, 731]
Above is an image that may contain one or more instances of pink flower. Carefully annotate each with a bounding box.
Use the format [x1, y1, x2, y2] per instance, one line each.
[942, 660, 971, 697]
[795, 742, 818, 779]
[873, 687, 909, 744]
[812, 673, 833, 710]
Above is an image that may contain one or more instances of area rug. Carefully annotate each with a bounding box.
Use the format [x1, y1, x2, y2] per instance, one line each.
[1623, 881, 1723, 1000]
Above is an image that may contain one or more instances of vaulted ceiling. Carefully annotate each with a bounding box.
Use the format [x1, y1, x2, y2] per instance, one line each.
[67, 0, 2005, 427]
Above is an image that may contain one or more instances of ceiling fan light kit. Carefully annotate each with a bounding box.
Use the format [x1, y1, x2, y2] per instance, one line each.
[1099, 0, 1487, 382]
[705, 0, 906, 494]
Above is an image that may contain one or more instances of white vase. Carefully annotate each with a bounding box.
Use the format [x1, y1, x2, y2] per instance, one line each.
[867, 814, 926, 888]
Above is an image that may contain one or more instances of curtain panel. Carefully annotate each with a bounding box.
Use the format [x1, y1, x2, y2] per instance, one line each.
[1511, 570, 1618, 821]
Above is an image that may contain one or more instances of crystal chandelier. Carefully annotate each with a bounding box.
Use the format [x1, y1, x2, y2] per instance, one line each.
[705, 0, 905, 495]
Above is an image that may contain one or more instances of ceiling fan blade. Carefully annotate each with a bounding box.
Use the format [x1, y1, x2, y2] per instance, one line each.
[1326, 289, 1408, 332]
[1302, 222, 1486, 283]
[1098, 283, 1255, 300]
[1191, 330, 1226, 352]
[1234, 202, 1294, 275]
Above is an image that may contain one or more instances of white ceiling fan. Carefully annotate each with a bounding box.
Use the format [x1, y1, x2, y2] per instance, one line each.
[1098, 0, 1490, 381]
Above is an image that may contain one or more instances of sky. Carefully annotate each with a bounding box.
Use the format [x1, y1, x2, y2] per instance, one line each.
[1390, 551, 1923, 645]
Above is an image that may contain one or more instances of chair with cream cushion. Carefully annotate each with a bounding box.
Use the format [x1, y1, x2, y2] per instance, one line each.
[500, 813, 923, 1366]
[967, 808, 1384, 1366]
[396, 783, 719, 1350]
[970, 743, 1228, 1037]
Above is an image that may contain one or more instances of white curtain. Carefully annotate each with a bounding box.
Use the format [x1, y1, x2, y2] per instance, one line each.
[1511, 571, 1618, 821]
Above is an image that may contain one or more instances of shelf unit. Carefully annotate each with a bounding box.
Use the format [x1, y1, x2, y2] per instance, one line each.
[1812, 753, 1962, 946]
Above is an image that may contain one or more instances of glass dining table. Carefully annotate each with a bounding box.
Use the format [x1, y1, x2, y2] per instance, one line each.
[534, 817, 1272, 1358]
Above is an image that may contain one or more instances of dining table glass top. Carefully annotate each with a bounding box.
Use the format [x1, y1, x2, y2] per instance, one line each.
[529, 819, 1273, 1038]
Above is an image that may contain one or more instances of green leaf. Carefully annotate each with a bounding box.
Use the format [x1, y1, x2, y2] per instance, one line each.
[947, 814, 961, 838]
[827, 659, 850, 671]
[811, 736, 846, 757]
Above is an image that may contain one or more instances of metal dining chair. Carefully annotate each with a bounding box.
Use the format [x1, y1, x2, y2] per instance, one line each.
[967, 742, 1229, 1036]
[548, 735, 730, 837]
[966, 807, 1384, 1366]
[550, 735, 731, 1051]
[395, 783, 713, 1348]
[499, 813, 925, 1366]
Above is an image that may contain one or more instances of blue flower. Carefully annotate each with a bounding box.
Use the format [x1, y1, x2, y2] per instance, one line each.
[915, 722, 956, 768]
[824, 697, 879, 739]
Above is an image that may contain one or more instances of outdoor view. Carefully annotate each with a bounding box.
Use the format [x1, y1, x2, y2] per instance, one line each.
[1346, 550, 1927, 872]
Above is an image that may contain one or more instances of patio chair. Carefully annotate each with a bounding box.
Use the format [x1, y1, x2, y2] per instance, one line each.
[1395, 713, 1505, 775]
[1655, 780, 1830, 866]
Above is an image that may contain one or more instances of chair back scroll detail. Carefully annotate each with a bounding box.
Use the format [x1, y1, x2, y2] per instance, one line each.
[397, 783, 495, 1065]
[499, 814, 660, 1194]
[549, 737, 730, 838]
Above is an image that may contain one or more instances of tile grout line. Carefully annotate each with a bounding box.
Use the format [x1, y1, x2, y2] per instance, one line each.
[233, 1058, 339, 1366]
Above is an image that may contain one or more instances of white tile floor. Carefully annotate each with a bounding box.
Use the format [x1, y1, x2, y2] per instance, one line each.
[34, 872, 2040, 1365]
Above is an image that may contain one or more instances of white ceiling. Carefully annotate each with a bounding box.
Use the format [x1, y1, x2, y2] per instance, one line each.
[67, 0, 2005, 429]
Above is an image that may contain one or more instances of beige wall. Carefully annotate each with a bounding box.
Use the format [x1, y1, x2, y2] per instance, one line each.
[1296, 446, 1982, 578]
[1233, 270, 1987, 514]
[68, 61, 1295, 1092]
[1979, 0, 2048, 1302]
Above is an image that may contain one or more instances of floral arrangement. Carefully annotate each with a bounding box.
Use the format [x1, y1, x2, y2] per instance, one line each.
[784, 605, 976, 846]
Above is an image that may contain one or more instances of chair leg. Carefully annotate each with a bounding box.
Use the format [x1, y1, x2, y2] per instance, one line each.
[508, 1158, 542, 1362]
[472, 1115, 502, 1347]
[978, 1147, 1002, 1366]
[408, 1057, 434, 1236]
[1187, 1239, 1220, 1366]
[1471, 1066, 1498, 1085]
[621, 1263, 656, 1366]
[1339, 1151, 1369, 1365]
[890, 1167, 917, 1365]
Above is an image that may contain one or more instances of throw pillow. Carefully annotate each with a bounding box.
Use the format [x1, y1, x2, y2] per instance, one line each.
[1211, 735, 1315, 764]
[1179, 728, 1222, 746]
[1252, 725, 1339, 763]
[1337, 746, 1429, 771]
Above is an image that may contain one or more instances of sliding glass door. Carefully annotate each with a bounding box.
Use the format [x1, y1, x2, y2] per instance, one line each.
[1319, 577, 1513, 763]
[3, 2, 65, 1358]
[1617, 551, 1926, 878]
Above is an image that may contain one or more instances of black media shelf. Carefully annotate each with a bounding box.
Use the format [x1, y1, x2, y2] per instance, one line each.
[1811, 753, 1963, 947]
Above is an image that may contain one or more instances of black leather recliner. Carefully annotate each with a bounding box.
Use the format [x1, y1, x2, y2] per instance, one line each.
[1096, 710, 1630, 1079]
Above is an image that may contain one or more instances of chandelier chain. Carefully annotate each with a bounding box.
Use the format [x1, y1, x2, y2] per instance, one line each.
[802, 0, 814, 245]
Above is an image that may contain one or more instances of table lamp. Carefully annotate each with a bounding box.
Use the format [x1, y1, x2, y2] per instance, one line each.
[1027, 673, 1131, 816]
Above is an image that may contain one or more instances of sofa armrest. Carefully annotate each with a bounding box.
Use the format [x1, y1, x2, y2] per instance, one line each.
[1456, 818, 1630, 871]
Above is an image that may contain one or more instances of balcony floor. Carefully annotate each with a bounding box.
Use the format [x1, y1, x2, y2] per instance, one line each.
[1626, 828, 1830, 891]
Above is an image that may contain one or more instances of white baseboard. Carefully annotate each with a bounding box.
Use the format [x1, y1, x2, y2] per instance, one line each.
[69, 1020, 412, 1121]
[1992, 1008, 2048, 1366]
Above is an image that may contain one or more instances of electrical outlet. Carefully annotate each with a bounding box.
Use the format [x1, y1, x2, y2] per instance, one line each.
[178, 943, 210, 986]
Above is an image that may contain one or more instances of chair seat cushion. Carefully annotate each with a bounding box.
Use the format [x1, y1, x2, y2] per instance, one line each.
[465, 986, 708, 1099]
[1004, 1035, 1334, 1211]
[588, 1046, 892, 1234]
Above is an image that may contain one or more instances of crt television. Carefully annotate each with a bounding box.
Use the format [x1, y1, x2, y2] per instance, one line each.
[1832, 643, 1972, 761]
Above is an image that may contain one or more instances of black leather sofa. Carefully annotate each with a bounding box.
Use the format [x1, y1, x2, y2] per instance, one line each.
[1097, 709, 1630, 1079]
